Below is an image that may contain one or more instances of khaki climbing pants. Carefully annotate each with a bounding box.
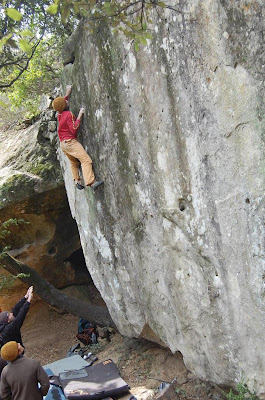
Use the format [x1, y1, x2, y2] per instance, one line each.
[60, 139, 95, 186]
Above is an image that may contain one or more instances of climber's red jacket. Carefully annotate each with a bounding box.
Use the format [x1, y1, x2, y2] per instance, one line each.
[57, 110, 81, 141]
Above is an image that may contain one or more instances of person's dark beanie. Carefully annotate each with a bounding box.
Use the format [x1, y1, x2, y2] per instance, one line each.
[0, 312, 9, 324]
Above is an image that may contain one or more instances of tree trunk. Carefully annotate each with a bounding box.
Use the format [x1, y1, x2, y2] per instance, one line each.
[0, 252, 116, 329]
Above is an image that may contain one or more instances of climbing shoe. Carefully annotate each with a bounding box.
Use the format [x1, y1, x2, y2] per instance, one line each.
[86, 356, 98, 366]
[91, 180, 104, 192]
[76, 182, 84, 190]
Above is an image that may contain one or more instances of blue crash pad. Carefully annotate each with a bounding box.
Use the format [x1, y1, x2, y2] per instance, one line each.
[44, 355, 89, 376]
[44, 384, 65, 400]
[43, 355, 89, 400]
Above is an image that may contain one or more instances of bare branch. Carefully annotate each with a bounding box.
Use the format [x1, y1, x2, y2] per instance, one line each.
[0, 53, 33, 88]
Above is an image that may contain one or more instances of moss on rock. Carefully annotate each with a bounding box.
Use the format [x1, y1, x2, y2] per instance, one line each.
[0, 174, 36, 208]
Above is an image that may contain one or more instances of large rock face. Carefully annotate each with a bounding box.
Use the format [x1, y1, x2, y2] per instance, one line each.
[58, 0, 265, 395]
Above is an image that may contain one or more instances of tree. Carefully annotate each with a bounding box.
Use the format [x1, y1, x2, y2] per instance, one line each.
[0, 220, 116, 329]
[0, 252, 116, 329]
[45, 0, 170, 51]
[0, 0, 183, 122]
[0, 0, 75, 90]
[6, 36, 62, 119]
[0, 271, 29, 291]
[0, 1, 179, 89]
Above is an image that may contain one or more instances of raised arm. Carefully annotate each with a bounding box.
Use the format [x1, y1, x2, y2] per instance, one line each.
[12, 286, 32, 317]
[25, 286, 33, 300]
[77, 107, 84, 121]
[8, 289, 32, 333]
[65, 85, 72, 98]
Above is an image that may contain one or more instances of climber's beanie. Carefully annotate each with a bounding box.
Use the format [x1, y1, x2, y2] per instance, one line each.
[52, 96, 67, 112]
[0, 311, 9, 324]
[1, 341, 19, 362]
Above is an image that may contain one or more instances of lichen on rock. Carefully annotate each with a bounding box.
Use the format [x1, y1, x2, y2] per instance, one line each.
[56, 0, 265, 396]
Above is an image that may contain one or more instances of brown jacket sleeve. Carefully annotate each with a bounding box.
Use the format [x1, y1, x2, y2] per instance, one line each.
[0, 368, 12, 400]
[36, 362, 50, 396]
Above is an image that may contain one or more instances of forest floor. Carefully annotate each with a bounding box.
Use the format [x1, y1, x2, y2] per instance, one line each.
[24, 301, 225, 400]
[1, 291, 225, 400]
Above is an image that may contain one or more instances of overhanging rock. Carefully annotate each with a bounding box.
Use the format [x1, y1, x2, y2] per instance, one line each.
[56, 1, 265, 396]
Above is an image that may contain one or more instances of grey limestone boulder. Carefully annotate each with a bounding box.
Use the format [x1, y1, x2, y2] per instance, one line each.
[58, 0, 265, 396]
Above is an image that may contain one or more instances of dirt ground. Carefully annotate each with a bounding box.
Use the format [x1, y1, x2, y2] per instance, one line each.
[0, 291, 225, 400]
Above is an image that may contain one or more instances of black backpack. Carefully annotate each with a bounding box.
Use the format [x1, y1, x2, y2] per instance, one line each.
[76, 319, 98, 346]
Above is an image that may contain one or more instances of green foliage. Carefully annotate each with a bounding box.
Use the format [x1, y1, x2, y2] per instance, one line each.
[0, 175, 33, 206]
[18, 39, 32, 54]
[5, 8, 23, 22]
[0, 272, 30, 291]
[1, 1, 171, 82]
[57, 0, 168, 55]
[29, 161, 56, 179]
[226, 382, 259, 400]
[0, 0, 75, 90]
[0, 218, 30, 255]
[0, 218, 30, 291]
[0, 218, 28, 240]
[0, 0, 174, 120]
[46, 3, 59, 15]
[175, 388, 187, 397]
[6, 37, 62, 118]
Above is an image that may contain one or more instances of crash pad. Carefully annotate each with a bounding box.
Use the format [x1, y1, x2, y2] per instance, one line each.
[43, 355, 89, 400]
[44, 355, 89, 376]
[59, 359, 130, 399]
[44, 384, 65, 400]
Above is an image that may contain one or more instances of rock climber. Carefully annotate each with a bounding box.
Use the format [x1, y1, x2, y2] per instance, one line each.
[0, 286, 33, 349]
[52, 85, 104, 191]
[0, 341, 49, 400]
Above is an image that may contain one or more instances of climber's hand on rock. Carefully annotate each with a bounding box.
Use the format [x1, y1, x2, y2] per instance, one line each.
[25, 286, 33, 299]
[78, 107, 85, 120]
[65, 85, 72, 96]
[28, 290, 33, 303]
